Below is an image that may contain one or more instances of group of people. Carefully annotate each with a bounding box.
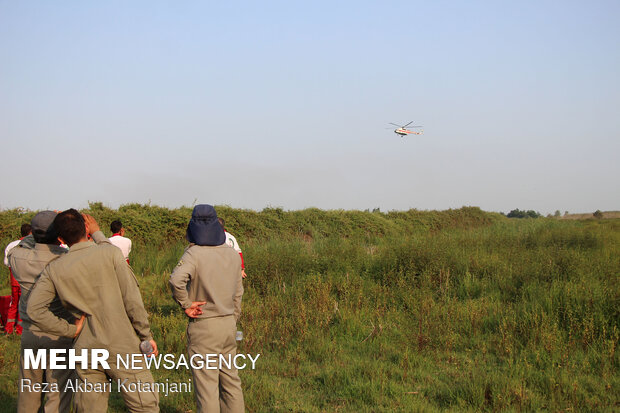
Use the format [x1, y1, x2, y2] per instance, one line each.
[2, 220, 132, 335]
[2, 205, 246, 413]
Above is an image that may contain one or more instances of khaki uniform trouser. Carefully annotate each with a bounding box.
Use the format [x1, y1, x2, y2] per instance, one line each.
[19, 327, 75, 413]
[187, 315, 244, 413]
[75, 355, 159, 413]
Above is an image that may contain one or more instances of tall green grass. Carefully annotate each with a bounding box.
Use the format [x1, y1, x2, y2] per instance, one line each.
[0, 206, 617, 411]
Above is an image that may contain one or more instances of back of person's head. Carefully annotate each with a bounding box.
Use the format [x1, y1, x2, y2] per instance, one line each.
[218, 217, 225, 228]
[54, 209, 86, 246]
[187, 204, 225, 246]
[20, 223, 32, 237]
[31, 211, 58, 244]
[110, 220, 123, 234]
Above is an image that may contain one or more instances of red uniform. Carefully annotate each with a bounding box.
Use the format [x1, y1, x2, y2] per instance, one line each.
[4, 237, 23, 334]
[5, 269, 22, 334]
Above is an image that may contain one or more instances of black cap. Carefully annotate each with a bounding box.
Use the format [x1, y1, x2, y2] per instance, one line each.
[31, 210, 58, 243]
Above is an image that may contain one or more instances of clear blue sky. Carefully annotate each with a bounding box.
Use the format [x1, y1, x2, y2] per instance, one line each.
[1, 0, 618, 214]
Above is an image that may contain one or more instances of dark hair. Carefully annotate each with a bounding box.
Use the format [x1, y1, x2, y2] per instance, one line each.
[54, 209, 86, 246]
[20, 224, 32, 237]
[110, 220, 123, 234]
[218, 217, 225, 227]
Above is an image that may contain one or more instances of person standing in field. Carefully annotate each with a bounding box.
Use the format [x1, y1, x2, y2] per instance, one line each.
[8, 211, 108, 413]
[108, 220, 132, 264]
[27, 209, 159, 413]
[171, 205, 244, 413]
[3, 223, 32, 335]
[218, 217, 247, 279]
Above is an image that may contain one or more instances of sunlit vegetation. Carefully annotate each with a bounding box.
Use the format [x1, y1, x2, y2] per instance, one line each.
[0, 205, 618, 412]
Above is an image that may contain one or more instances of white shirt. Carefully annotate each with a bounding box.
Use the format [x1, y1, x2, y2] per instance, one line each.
[224, 232, 242, 254]
[4, 239, 21, 267]
[108, 235, 132, 260]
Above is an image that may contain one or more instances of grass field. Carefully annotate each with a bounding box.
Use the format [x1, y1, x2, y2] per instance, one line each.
[560, 211, 620, 220]
[0, 205, 618, 412]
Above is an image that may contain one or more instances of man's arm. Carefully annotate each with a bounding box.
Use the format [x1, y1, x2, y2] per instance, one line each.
[3, 245, 10, 267]
[112, 248, 152, 341]
[26, 268, 78, 338]
[233, 260, 243, 322]
[4, 240, 19, 267]
[228, 233, 242, 254]
[91, 230, 110, 245]
[170, 250, 205, 318]
[169, 249, 196, 310]
[83, 214, 109, 246]
[227, 233, 247, 277]
[6, 236, 35, 270]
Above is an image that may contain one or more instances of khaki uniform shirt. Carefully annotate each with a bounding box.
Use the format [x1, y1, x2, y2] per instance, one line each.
[27, 236, 152, 357]
[8, 234, 75, 331]
[170, 244, 243, 321]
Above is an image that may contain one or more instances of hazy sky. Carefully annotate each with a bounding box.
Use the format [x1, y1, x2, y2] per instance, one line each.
[1, 1, 618, 214]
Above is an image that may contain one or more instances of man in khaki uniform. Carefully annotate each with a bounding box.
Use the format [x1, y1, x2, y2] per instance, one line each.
[27, 209, 159, 413]
[170, 204, 244, 413]
[8, 211, 105, 412]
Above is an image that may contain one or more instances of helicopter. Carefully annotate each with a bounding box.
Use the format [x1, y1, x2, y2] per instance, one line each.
[389, 121, 423, 136]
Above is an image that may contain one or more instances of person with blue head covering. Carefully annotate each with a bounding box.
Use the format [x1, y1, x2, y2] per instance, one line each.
[186, 204, 226, 246]
[170, 204, 245, 412]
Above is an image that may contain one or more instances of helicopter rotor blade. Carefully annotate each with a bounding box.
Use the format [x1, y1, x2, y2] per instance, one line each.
[403, 121, 414, 128]
[388, 123, 402, 127]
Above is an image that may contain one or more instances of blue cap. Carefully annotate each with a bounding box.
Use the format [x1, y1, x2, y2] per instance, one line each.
[186, 204, 226, 246]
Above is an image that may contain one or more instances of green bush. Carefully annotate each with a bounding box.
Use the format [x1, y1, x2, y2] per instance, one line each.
[0, 206, 618, 412]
